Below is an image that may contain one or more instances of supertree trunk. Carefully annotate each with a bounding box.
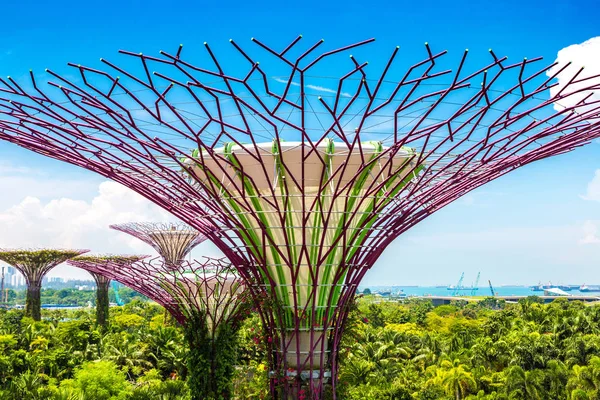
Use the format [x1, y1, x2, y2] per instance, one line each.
[95, 277, 111, 329]
[0, 249, 89, 322]
[70, 258, 146, 329]
[68, 256, 250, 399]
[184, 310, 240, 400]
[26, 280, 42, 321]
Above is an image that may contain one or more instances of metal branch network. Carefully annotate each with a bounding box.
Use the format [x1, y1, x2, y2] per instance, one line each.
[69, 255, 249, 330]
[0, 36, 599, 398]
[109, 222, 209, 268]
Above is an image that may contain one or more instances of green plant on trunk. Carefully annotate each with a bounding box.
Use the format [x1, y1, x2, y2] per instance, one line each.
[184, 309, 240, 400]
[0, 249, 88, 321]
[92, 273, 111, 330]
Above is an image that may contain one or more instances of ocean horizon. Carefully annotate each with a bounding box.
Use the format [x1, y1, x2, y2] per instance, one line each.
[360, 285, 600, 297]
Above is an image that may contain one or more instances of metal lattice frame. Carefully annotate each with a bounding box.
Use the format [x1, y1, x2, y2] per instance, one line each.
[68, 255, 143, 327]
[89, 271, 111, 289]
[0, 249, 89, 287]
[109, 222, 209, 269]
[0, 37, 599, 397]
[0, 249, 89, 319]
[67, 255, 144, 288]
[69, 255, 248, 330]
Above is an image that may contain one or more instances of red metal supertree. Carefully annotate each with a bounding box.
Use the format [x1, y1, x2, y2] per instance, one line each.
[109, 222, 208, 269]
[0, 37, 599, 398]
[0, 249, 89, 320]
[68, 255, 250, 398]
[67, 255, 147, 328]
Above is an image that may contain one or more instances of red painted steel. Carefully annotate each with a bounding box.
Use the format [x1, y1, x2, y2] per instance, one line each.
[0, 37, 599, 398]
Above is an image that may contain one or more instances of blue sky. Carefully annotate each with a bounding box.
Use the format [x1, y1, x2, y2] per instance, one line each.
[0, 0, 600, 286]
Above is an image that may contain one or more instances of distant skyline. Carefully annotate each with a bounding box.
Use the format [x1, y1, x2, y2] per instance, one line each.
[0, 0, 600, 286]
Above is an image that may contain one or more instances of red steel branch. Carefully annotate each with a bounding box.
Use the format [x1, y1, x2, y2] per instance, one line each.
[68, 255, 248, 329]
[109, 222, 209, 268]
[0, 37, 599, 398]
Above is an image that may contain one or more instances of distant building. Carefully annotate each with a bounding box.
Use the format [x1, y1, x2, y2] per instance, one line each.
[10, 273, 25, 288]
[544, 288, 570, 297]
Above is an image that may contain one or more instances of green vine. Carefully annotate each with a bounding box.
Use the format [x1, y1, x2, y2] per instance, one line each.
[95, 281, 110, 330]
[26, 282, 42, 321]
[184, 310, 241, 400]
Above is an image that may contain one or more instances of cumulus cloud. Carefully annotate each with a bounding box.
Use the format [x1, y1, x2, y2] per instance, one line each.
[547, 36, 600, 112]
[580, 220, 600, 244]
[0, 160, 102, 210]
[0, 180, 222, 280]
[580, 169, 600, 202]
[0, 181, 171, 249]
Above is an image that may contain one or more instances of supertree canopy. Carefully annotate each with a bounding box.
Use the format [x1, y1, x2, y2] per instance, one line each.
[67, 255, 147, 328]
[70, 255, 249, 399]
[0, 249, 88, 320]
[0, 37, 599, 398]
[109, 222, 208, 269]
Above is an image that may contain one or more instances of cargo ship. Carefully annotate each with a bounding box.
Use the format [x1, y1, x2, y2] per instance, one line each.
[580, 285, 600, 293]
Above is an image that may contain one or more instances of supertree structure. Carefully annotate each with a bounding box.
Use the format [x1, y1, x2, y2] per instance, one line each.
[67, 255, 147, 328]
[0, 37, 599, 398]
[0, 249, 88, 320]
[70, 255, 250, 399]
[109, 222, 208, 269]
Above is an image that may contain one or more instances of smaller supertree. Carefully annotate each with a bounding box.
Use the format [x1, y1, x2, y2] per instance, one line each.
[67, 255, 148, 328]
[109, 222, 208, 269]
[0, 249, 88, 320]
[73, 256, 250, 399]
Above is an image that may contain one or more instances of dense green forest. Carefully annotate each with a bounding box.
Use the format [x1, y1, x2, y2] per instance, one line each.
[1, 287, 147, 307]
[2, 296, 600, 399]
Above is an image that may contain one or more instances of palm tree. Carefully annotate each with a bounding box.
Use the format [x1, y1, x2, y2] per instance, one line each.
[543, 360, 568, 400]
[339, 358, 375, 386]
[567, 365, 595, 394]
[439, 360, 477, 400]
[505, 365, 544, 400]
[564, 335, 600, 367]
[103, 334, 153, 379]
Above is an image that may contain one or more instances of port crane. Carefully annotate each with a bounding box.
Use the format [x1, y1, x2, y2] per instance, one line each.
[451, 272, 465, 296]
[488, 280, 496, 296]
[450, 272, 481, 296]
[471, 272, 480, 296]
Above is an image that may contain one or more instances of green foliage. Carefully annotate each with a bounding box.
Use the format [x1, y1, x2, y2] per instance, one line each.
[0, 249, 84, 267]
[183, 309, 241, 400]
[3, 288, 97, 307]
[96, 282, 110, 330]
[60, 360, 132, 399]
[341, 298, 600, 400]
[3, 296, 600, 398]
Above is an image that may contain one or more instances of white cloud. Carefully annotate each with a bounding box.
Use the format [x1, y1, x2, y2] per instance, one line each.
[0, 161, 32, 174]
[273, 77, 352, 97]
[273, 77, 300, 86]
[0, 160, 103, 210]
[580, 169, 600, 202]
[0, 177, 224, 280]
[0, 181, 174, 279]
[580, 220, 600, 244]
[548, 36, 600, 112]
